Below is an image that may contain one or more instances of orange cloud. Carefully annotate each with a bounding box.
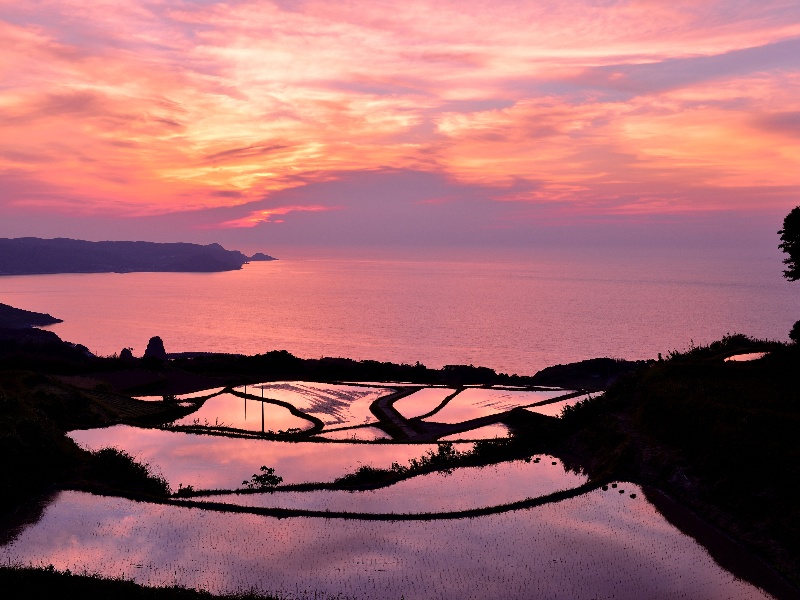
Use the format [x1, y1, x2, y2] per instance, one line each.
[215, 204, 340, 228]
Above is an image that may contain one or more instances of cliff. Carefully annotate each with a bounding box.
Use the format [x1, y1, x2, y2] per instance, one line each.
[0, 238, 251, 275]
[0, 303, 62, 329]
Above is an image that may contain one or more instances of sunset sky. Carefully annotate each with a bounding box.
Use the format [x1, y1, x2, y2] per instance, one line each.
[1, 0, 799, 252]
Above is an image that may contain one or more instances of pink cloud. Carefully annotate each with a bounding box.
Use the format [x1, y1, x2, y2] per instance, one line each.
[213, 204, 340, 228]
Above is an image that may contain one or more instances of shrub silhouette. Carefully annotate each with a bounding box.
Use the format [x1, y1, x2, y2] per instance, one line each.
[779, 205, 800, 281]
[242, 466, 282, 489]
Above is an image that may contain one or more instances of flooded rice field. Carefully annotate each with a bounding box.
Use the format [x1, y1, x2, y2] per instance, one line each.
[24, 383, 778, 598]
[312, 426, 391, 441]
[68, 426, 445, 489]
[393, 387, 456, 419]
[428, 388, 572, 424]
[437, 422, 510, 440]
[171, 393, 313, 433]
[524, 394, 592, 417]
[237, 382, 387, 427]
[134, 388, 225, 402]
[186, 457, 586, 513]
[725, 352, 768, 362]
[0, 486, 771, 600]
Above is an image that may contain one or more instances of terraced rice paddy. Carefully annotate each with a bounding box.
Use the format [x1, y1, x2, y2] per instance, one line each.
[438, 422, 510, 440]
[428, 388, 572, 424]
[26, 383, 778, 598]
[186, 457, 585, 513]
[393, 387, 456, 419]
[68, 426, 445, 489]
[134, 387, 225, 402]
[238, 382, 387, 427]
[524, 394, 593, 417]
[312, 426, 390, 441]
[171, 393, 313, 433]
[725, 352, 768, 362]
[0, 486, 771, 600]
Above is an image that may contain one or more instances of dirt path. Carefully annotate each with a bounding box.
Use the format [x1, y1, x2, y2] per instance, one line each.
[369, 387, 422, 440]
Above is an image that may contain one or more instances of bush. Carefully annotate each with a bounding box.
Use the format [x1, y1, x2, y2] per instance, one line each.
[242, 466, 282, 489]
[90, 448, 170, 497]
[790, 319, 800, 343]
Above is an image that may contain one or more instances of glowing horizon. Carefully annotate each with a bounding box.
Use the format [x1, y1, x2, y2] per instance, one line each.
[1, 0, 799, 241]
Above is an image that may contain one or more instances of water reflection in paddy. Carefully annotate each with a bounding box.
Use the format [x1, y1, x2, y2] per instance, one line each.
[191, 457, 585, 513]
[134, 388, 225, 402]
[524, 394, 592, 417]
[438, 423, 509, 441]
[0, 487, 770, 600]
[68, 426, 444, 489]
[725, 352, 768, 362]
[237, 381, 387, 427]
[393, 387, 456, 419]
[313, 426, 390, 441]
[429, 388, 572, 423]
[170, 393, 312, 433]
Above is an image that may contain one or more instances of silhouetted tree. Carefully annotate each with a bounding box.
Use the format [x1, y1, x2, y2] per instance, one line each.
[779, 206, 800, 342]
[790, 321, 800, 343]
[778, 206, 800, 281]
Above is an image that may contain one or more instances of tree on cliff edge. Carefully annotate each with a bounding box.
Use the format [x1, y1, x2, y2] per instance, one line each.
[779, 206, 800, 281]
[778, 206, 800, 341]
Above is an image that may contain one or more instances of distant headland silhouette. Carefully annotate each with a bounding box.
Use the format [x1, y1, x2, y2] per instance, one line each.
[0, 237, 276, 275]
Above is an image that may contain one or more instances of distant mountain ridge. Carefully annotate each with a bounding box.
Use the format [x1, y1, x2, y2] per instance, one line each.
[0, 238, 273, 275]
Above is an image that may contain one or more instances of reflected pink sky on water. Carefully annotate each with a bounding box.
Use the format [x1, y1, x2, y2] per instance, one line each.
[242, 381, 386, 427]
[393, 387, 455, 419]
[69, 426, 444, 490]
[172, 393, 312, 433]
[525, 395, 592, 417]
[429, 388, 569, 423]
[438, 423, 510, 441]
[192, 457, 585, 513]
[0, 487, 770, 600]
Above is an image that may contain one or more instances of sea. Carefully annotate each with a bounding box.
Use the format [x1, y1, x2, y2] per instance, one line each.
[1, 246, 796, 375]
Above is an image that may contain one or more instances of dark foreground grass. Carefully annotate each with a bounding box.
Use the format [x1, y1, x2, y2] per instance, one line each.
[0, 565, 278, 599]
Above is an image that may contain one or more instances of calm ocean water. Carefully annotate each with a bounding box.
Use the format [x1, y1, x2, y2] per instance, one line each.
[1, 247, 796, 375]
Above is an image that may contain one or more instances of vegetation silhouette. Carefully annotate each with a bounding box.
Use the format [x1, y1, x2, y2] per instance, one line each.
[779, 205, 800, 342]
[242, 466, 283, 489]
[779, 205, 800, 281]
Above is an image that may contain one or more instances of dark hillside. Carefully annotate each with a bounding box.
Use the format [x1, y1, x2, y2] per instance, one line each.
[0, 303, 62, 329]
[558, 335, 800, 586]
